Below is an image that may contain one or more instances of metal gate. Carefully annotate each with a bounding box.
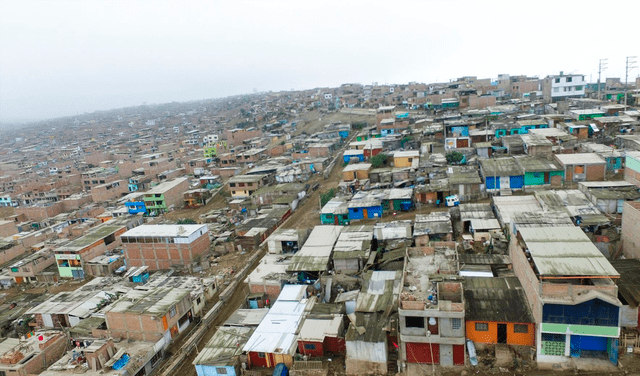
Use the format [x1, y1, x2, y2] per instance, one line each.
[405, 342, 439, 364]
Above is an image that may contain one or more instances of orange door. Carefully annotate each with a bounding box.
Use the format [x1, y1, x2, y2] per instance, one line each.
[363, 208, 368, 218]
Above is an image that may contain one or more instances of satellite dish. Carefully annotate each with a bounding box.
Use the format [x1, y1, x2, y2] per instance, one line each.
[429, 317, 437, 326]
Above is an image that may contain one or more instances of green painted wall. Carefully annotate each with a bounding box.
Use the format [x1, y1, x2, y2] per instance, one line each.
[626, 155, 640, 173]
[144, 194, 166, 210]
[525, 172, 545, 186]
[542, 323, 619, 337]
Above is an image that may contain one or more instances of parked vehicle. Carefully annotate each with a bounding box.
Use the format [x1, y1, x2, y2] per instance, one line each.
[445, 195, 460, 207]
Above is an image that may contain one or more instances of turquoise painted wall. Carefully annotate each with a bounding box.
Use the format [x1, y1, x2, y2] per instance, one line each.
[626, 155, 640, 173]
[525, 172, 545, 185]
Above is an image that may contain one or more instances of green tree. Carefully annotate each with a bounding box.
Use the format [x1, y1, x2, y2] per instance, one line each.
[320, 188, 336, 207]
[177, 218, 197, 224]
[370, 153, 388, 168]
[446, 151, 464, 164]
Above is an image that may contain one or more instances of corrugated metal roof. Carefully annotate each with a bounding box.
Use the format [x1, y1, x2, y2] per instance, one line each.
[298, 316, 343, 342]
[519, 227, 619, 277]
[555, 153, 606, 165]
[194, 326, 254, 366]
[242, 292, 308, 355]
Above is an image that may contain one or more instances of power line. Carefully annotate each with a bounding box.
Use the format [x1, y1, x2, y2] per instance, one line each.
[597, 59, 608, 101]
[625, 56, 637, 107]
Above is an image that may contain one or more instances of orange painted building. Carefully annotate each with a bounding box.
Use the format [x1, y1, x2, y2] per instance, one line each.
[463, 276, 535, 347]
[465, 321, 535, 346]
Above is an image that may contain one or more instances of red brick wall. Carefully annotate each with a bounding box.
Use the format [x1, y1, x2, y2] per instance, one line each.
[586, 164, 605, 181]
[510, 234, 542, 323]
[0, 221, 17, 238]
[622, 201, 640, 259]
[625, 167, 640, 188]
[249, 282, 282, 302]
[15, 201, 64, 221]
[124, 232, 210, 271]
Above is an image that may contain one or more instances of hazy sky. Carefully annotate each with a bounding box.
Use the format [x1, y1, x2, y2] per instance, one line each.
[1, 0, 639, 122]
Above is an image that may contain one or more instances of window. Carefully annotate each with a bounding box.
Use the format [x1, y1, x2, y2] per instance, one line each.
[555, 78, 560, 83]
[514, 324, 528, 333]
[149, 351, 162, 367]
[405, 316, 425, 328]
[169, 306, 177, 318]
[475, 322, 488, 331]
[451, 318, 461, 330]
[258, 352, 266, 358]
[553, 88, 559, 93]
[196, 297, 201, 305]
[304, 343, 316, 350]
[216, 368, 228, 375]
[229, 183, 236, 187]
[575, 86, 583, 91]
[566, 77, 572, 83]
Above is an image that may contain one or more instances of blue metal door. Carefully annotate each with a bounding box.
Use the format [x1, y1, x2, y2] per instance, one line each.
[71, 269, 84, 279]
[570, 335, 581, 357]
[608, 338, 619, 365]
[510, 175, 524, 189]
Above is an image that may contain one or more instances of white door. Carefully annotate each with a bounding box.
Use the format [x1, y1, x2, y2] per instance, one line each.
[69, 316, 81, 327]
[42, 314, 54, 328]
[500, 176, 510, 189]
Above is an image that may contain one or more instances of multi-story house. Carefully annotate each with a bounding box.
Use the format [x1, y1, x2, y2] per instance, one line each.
[399, 249, 466, 367]
[142, 177, 189, 216]
[8, 248, 56, 284]
[104, 285, 194, 344]
[542, 72, 586, 102]
[227, 174, 268, 198]
[53, 219, 133, 279]
[511, 226, 621, 367]
[121, 224, 210, 271]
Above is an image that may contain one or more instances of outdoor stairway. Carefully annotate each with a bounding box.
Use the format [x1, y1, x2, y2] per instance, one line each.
[499, 187, 512, 196]
[387, 349, 398, 375]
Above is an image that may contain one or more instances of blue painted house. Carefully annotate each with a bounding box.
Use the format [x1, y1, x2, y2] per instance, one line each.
[122, 192, 147, 215]
[343, 149, 365, 163]
[480, 157, 524, 193]
[347, 194, 383, 221]
[494, 121, 549, 139]
[125, 200, 147, 215]
[338, 124, 351, 138]
[0, 195, 14, 207]
[516, 227, 621, 367]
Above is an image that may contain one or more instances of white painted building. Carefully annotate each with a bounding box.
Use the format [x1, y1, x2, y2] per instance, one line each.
[544, 73, 586, 102]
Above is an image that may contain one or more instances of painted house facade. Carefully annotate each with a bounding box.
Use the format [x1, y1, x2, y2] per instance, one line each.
[515, 156, 564, 188]
[479, 157, 524, 193]
[511, 227, 621, 367]
[463, 277, 535, 347]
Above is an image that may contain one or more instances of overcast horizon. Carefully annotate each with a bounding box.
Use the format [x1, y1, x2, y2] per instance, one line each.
[1, 0, 639, 123]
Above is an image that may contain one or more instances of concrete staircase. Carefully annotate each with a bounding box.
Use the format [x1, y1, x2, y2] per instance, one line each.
[499, 187, 512, 196]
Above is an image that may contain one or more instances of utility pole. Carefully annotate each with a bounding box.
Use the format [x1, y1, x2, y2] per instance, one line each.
[625, 56, 637, 108]
[598, 58, 608, 101]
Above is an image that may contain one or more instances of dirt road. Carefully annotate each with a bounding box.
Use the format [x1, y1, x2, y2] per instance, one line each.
[282, 135, 354, 230]
[168, 283, 250, 376]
